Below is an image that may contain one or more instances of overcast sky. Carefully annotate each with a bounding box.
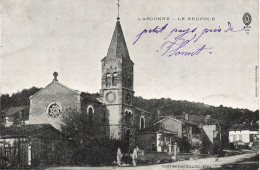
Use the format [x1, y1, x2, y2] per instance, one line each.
[1, 0, 258, 111]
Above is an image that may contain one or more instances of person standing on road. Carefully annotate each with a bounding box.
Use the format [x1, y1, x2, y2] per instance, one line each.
[117, 148, 123, 166]
[132, 146, 138, 166]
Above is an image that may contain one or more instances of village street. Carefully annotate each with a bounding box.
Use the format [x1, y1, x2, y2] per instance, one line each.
[46, 152, 258, 170]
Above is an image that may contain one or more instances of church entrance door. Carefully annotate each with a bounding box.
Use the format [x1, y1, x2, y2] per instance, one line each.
[125, 129, 131, 149]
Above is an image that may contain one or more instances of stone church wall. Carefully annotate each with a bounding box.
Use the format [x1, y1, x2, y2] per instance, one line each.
[134, 109, 153, 131]
[81, 98, 110, 137]
[29, 82, 81, 130]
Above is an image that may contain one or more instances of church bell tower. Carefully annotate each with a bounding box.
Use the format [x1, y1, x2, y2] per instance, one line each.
[100, 14, 135, 142]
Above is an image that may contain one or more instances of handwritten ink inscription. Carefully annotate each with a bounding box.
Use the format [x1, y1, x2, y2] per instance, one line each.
[133, 22, 245, 57]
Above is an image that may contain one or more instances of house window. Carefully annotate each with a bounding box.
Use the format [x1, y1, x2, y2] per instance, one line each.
[233, 135, 237, 142]
[239, 134, 242, 141]
[140, 116, 145, 130]
[250, 134, 254, 142]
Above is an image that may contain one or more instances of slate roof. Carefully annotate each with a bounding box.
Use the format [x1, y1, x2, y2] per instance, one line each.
[81, 93, 102, 104]
[103, 20, 133, 63]
[28, 76, 101, 104]
[29, 80, 81, 100]
[229, 123, 259, 131]
[107, 21, 129, 60]
[3, 106, 29, 117]
[135, 107, 153, 116]
[0, 124, 53, 138]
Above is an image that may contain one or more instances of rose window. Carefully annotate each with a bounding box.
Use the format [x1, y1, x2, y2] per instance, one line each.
[48, 104, 61, 118]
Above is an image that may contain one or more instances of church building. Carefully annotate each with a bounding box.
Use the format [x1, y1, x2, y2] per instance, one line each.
[26, 17, 153, 146]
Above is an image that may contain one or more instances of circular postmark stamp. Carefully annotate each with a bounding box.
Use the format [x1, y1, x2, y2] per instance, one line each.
[243, 13, 252, 26]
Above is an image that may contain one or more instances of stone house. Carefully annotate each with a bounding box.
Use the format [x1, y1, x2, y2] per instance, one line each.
[1, 106, 29, 127]
[136, 127, 178, 153]
[180, 114, 222, 153]
[0, 124, 74, 168]
[136, 116, 182, 152]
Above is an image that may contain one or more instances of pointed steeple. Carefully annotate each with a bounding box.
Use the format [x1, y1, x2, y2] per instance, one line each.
[106, 20, 130, 61]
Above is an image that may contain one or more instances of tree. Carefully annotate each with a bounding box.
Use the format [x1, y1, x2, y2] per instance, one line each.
[60, 108, 103, 148]
[1, 87, 41, 110]
[60, 108, 126, 166]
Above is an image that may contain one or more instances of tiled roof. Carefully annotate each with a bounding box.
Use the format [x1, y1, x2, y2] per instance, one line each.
[229, 123, 259, 131]
[181, 115, 220, 126]
[137, 123, 178, 135]
[0, 124, 53, 137]
[154, 116, 181, 125]
[3, 106, 29, 117]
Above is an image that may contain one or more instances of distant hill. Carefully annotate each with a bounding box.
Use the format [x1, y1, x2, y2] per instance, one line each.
[1, 88, 258, 125]
[133, 96, 259, 125]
[1, 87, 258, 149]
[0, 87, 42, 111]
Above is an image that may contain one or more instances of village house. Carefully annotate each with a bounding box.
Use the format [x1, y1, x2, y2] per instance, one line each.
[136, 116, 182, 152]
[0, 124, 74, 167]
[180, 114, 222, 153]
[229, 122, 259, 146]
[1, 106, 29, 127]
[136, 113, 222, 154]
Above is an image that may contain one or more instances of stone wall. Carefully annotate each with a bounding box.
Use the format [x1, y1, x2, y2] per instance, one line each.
[136, 132, 156, 151]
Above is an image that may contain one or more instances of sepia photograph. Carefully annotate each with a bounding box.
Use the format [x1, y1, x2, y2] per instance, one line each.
[0, 0, 259, 169]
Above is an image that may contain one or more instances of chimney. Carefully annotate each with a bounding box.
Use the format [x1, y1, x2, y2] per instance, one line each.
[205, 115, 210, 123]
[185, 113, 189, 121]
[157, 109, 161, 117]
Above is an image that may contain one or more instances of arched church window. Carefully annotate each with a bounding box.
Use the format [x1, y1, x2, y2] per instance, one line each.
[112, 72, 117, 86]
[124, 110, 132, 124]
[124, 111, 130, 123]
[87, 105, 94, 121]
[48, 103, 61, 118]
[106, 73, 112, 87]
[140, 116, 145, 130]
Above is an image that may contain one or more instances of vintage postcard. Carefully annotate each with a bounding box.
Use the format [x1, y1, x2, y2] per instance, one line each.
[0, 0, 259, 169]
